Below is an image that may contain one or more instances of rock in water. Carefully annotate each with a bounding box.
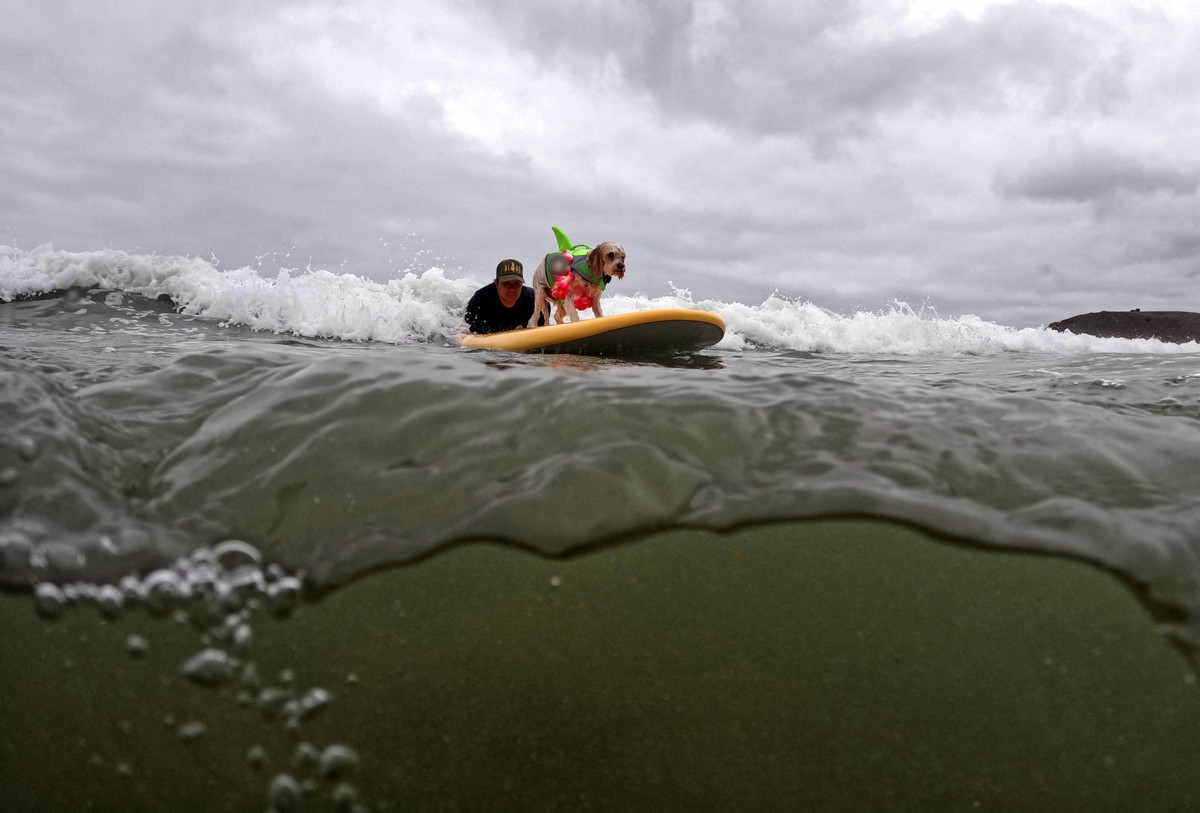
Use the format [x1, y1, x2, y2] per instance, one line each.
[1048, 311, 1200, 343]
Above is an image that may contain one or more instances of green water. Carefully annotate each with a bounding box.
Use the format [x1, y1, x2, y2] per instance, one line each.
[2, 520, 1199, 811]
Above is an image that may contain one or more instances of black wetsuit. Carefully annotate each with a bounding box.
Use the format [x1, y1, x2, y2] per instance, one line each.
[463, 283, 540, 334]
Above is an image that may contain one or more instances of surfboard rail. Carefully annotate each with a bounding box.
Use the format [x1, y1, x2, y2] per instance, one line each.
[460, 308, 726, 355]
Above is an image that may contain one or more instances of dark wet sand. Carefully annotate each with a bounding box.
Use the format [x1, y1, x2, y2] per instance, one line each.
[1049, 310, 1200, 342]
[2, 520, 1199, 812]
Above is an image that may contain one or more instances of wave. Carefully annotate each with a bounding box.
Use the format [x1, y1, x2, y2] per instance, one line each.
[2, 244, 1195, 355]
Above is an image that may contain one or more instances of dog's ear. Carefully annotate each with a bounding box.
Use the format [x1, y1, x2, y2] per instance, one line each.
[587, 244, 606, 275]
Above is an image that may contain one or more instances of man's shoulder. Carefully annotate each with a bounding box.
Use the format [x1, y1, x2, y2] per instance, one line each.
[467, 283, 495, 302]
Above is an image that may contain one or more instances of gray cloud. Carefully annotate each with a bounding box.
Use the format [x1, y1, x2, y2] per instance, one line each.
[3, 0, 1200, 327]
[994, 143, 1200, 202]
[475, 0, 1129, 140]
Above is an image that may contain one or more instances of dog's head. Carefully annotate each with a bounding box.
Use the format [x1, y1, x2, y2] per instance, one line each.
[588, 241, 627, 281]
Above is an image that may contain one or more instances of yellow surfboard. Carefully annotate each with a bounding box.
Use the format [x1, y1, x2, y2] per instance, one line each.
[460, 308, 726, 355]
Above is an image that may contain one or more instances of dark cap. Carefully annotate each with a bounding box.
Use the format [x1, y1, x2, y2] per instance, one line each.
[496, 259, 524, 283]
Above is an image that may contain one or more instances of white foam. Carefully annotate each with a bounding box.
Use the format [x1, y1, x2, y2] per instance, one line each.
[3, 245, 1198, 355]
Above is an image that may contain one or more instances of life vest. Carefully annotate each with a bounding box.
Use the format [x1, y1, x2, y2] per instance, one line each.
[543, 226, 606, 310]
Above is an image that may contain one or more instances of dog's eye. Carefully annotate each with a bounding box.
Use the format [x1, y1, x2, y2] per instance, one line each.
[606, 252, 615, 258]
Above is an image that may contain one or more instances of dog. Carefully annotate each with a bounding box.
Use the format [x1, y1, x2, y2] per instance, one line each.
[530, 240, 627, 326]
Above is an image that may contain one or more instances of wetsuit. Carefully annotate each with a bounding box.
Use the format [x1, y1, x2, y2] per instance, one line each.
[464, 283, 540, 334]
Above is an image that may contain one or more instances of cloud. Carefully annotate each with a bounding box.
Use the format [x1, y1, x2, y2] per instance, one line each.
[994, 141, 1200, 202]
[3, 0, 1200, 327]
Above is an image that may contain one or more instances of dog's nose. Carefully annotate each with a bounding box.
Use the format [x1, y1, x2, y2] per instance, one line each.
[616, 262, 625, 271]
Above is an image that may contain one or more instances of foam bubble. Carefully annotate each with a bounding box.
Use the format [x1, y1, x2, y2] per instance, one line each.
[318, 744, 359, 780]
[125, 634, 150, 658]
[267, 773, 303, 811]
[180, 648, 237, 687]
[33, 582, 66, 619]
[177, 721, 206, 741]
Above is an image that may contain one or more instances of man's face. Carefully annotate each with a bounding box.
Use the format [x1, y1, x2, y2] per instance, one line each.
[497, 279, 523, 308]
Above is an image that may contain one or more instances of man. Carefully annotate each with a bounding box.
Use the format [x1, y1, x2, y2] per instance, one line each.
[463, 259, 542, 334]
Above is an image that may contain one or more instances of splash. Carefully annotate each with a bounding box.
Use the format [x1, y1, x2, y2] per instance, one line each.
[3, 244, 1196, 355]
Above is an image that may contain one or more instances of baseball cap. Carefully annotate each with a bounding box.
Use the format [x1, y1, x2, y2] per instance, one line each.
[496, 259, 524, 283]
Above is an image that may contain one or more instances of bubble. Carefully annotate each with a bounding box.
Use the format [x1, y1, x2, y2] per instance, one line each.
[293, 742, 320, 768]
[331, 782, 359, 810]
[0, 467, 18, 485]
[549, 575, 562, 589]
[240, 663, 262, 690]
[247, 745, 269, 769]
[38, 542, 86, 577]
[279, 669, 296, 686]
[318, 745, 359, 780]
[141, 569, 185, 615]
[226, 567, 267, 608]
[0, 530, 34, 569]
[177, 721, 206, 741]
[266, 577, 302, 618]
[16, 437, 38, 461]
[125, 634, 150, 658]
[267, 773, 303, 811]
[118, 575, 143, 605]
[180, 648, 236, 687]
[33, 582, 66, 620]
[95, 585, 125, 619]
[231, 623, 253, 654]
[212, 540, 262, 571]
[296, 688, 332, 720]
[116, 762, 132, 776]
[257, 687, 291, 718]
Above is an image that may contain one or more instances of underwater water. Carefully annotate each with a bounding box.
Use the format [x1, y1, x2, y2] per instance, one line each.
[3, 245, 1200, 811]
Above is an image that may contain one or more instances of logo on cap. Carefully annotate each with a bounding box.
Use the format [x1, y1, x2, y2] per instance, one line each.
[496, 259, 524, 282]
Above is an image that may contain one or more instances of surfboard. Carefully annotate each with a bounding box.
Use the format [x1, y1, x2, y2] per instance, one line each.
[460, 308, 726, 355]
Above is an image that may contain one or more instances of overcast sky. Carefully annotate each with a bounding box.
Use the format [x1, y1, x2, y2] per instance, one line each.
[3, 0, 1198, 326]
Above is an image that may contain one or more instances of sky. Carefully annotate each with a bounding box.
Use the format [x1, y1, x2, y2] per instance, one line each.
[2, 0, 1199, 327]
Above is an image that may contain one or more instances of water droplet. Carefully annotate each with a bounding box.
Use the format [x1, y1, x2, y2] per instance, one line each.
[318, 744, 359, 780]
[116, 762, 132, 776]
[279, 669, 296, 686]
[549, 575, 562, 589]
[267, 773, 303, 811]
[33, 582, 66, 620]
[0, 467, 17, 485]
[180, 649, 235, 687]
[124, 635, 149, 658]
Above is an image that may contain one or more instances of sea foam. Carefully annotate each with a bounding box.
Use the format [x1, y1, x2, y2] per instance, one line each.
[2, 245, 1196, 355]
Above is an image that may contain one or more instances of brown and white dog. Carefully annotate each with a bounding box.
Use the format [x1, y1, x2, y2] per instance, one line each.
[530, 241, 627, 326]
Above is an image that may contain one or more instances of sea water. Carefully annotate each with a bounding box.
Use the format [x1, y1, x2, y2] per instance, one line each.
[3, 245, 1200, 811]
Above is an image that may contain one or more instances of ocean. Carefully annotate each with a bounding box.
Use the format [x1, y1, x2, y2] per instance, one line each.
[3, 244, 1200, 811]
